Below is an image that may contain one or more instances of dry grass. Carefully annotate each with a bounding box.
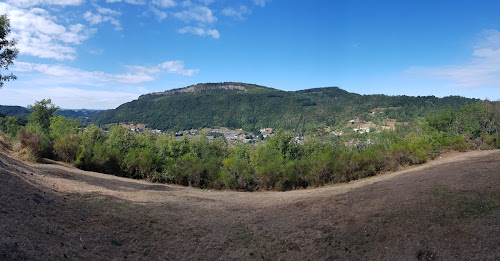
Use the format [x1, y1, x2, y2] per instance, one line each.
[1, 149, 499, 260]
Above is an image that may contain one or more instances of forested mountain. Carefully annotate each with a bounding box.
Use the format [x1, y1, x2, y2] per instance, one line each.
[0, 105, 31, 118]
[94, 82, 478, 132]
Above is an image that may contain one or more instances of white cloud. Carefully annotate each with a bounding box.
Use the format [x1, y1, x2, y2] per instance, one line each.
[150, 6, 168, 22]
[0, 2, 91, 60]
[105, 0, 146, 4]
[83, 11, 122, 30]
[6, 0, 84, 8]
[13, 62, 85, 77]
[407, 29, 500, 88]
[253, 0, 270, 7]
[0, 86, 141, 109]
[93, 4, 121, 16]
[222, 5, 250, 20]
[174, 5, 216, 23]
[152, 0, 176, 8]
[178, 26, 219, 39]
[89, 49, 104, 55]
[94, 71, 157, 84]
[83, 11, 103, 25]
[159, 61, 199, 76]
[84, 4, 123, 30]
[181, 0, 193, 7]
[12, 60, 199, 84]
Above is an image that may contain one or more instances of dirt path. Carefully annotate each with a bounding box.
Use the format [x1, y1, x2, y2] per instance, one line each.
[1, 150, 499, 260]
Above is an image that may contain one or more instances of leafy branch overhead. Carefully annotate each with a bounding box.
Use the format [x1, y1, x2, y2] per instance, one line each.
[0, 14, 19, 88]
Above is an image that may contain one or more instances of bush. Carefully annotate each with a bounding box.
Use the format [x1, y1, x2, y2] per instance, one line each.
[123, 148, 158, 179]
[53, 135, 79, 162]
[17, 130, 41, 161]
[452, 135, 468, 152]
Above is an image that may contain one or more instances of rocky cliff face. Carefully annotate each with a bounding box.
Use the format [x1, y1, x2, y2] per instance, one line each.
[139, 83, 248, 99]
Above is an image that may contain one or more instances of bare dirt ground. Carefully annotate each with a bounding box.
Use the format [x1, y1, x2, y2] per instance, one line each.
[1, 148, 499, 260]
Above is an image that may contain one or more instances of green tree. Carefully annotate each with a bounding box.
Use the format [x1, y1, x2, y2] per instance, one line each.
[50, 115, 82, 138]
[0, 115, 21, 137]
[107, 125, 137, 155]
[0, 14, 18, 87]
[27, 99, 59, 133]
[81, 124, 106, 148]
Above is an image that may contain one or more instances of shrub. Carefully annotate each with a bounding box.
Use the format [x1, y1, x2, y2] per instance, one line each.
[452, 135, 468, 152]
[53, 135, 79, 163]
[123, 148, 158, 179]
[17, 130, 41, 161]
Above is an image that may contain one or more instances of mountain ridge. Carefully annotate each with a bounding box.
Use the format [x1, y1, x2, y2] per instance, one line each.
[138, 82, 278, 99]
[94, 82, 478, 133]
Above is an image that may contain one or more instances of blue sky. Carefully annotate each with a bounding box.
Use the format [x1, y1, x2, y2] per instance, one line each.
[0, 0, 499, 109]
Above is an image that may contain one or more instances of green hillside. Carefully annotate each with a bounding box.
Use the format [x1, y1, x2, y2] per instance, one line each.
[93, 82, 478, 132]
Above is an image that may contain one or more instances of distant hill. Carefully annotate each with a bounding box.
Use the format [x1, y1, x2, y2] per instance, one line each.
[93, 82, 479, 133]
[0, 105, 105, 125]
[55, 109, 106, 123]
[0, 105, 31, 118]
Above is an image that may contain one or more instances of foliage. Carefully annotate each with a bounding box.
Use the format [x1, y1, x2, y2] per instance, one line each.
[2, 99, 499, 191]
[0, 14, 18, 88]
[53, 135, 79, 163]
[27, 99, 59, 133]
[50, 115, 82, 138]
[0, 115, 20, 137]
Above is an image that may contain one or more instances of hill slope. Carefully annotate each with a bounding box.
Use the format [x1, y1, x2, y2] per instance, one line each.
[94, 82, 478, 132]
[1, 148, 499, 260]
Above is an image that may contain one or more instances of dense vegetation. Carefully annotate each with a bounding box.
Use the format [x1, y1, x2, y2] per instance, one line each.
[1, 98, 499, 191]
[94, 82, 477, 133]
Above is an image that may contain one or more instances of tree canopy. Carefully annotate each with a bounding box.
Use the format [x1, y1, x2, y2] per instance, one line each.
[28, 99, 59, 133]
[0, 14, 18, 88]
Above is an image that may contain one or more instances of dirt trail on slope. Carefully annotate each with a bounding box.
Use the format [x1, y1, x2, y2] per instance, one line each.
[1, 150, 499, 260]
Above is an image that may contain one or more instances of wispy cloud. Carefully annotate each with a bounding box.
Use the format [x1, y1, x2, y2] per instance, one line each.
[174, 5, 216, 23]
[7, 60, 198, 109]
[106, 0, 146, 5]
[0, 86, 141, 109]
[12, 61, 199, 84]
[83, 4, 122, 31]
[198, 0, 214, 5]
[178, 26, 219, 39]
[253, 0, 270, 7]
[152, 0, 177, 8]
[159, 61, 199, 76]
[407, 29, 500, 88]
[222, 5, 251, 20]
[6, 0, 84, 8]
[149, 5, 168, 22]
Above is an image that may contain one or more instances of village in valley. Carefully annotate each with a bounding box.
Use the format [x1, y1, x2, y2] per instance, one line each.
[114, 107, 403, 147]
